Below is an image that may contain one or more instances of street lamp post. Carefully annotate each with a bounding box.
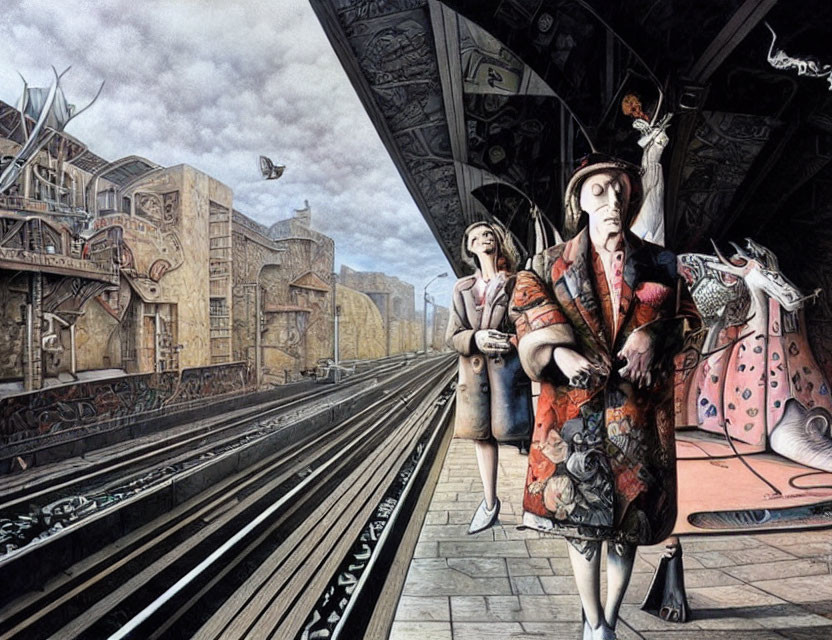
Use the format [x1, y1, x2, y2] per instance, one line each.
[423, 272, 448, 353]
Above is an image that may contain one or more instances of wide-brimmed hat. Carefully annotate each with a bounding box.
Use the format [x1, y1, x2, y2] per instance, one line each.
[563, 153, 643, 239]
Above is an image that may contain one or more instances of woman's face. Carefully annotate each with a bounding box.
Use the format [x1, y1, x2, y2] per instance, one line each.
[467, 225, 498, 260]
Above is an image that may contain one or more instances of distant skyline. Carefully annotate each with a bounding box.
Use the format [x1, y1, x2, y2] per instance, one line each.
[0, 0, 455, 307]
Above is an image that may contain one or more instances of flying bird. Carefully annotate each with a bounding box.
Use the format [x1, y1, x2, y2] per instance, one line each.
[259, 155, 285, 180]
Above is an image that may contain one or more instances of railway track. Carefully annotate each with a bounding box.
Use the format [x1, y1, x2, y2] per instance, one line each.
[0, 353, 455, 639]
[0, 355, 423, 564]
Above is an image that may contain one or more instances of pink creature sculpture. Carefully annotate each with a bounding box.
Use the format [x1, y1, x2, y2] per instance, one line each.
[676, 238, 831, 472]
[644, 238, 832, 624]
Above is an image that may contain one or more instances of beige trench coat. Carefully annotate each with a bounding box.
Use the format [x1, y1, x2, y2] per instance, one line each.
[446, 271, 532, 442]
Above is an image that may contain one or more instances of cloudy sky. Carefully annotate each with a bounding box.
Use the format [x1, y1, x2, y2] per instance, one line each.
[0, 0, 455, 307]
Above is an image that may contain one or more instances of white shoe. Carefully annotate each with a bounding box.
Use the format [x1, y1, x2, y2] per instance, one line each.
[468, 498, 500, 534]
[582, 615, 615, 640]
[592, 623, 616, 640]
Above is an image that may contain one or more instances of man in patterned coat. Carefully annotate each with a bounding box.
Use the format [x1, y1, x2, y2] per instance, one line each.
[510, 154, 699, 639]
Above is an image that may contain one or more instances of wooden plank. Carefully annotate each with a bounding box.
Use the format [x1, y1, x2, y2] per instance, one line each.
[207, 392, 434, 639]
[364, 411, 453, 640]
[261, 402, 436, 639]
[35, 404, 373, 640]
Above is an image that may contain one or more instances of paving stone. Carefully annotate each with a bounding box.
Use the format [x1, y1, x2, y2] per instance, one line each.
[691, 546, 797, 568]
[770, 627, 832, 639]
[678, 568, 743, 588]
[683, 536, 758, 551]
[804, 599, 832, 620]
[686, 583, 787, 608]
[507, 557, 554, 577]
[540, 575, 581, 595]
[606, 622, 645, 640]
[753, 531, 832, 546]
[413, 541, 438, 558]
[723, 558, 830, 582]
[429, 500, 482, 511]
[438, 540, 529, 558]
[394, 432, 832, 636]
[389, 621, 452, 640]
[770, 542, 832, 559]
[751, 574, 832, 603]
[419, 524, 491, 541]
[548, 556, 575, 574]
[638, 548, 707, 570]
[510, 576, 545, 595]
[493, 524, 543, 541]
[424, 511, 449, 526]
[641, 631, 783, 639]
[631, 553, 657, 573]
[526, 538, 570, 558]
[402, 561, 512, 596]
[434, 481, 473, 491]
[446, 557, 507, 578]
[452, 621, 586, 639]
[450, 594, 578, 622]
[619, 602, 689, 632]
[394, 596, 450, 621]
[519, 622, 604, 639]
[447, 510, 476, 525]
[751, 603, 832, 630]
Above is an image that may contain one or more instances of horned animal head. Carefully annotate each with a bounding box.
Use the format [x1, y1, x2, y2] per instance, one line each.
[706, 239, 804, 312]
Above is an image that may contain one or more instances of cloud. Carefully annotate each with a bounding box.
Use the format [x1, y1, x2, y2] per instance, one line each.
[0, 0, 454, 307]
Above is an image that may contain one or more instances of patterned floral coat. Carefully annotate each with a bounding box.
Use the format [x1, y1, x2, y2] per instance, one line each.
[511, 229, 699, 546]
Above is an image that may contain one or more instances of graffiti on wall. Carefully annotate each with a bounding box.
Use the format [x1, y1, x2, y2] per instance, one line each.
[0, 361, 250, 453]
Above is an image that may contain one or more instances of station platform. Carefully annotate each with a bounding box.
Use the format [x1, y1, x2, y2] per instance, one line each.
[391, 439, 832, 640]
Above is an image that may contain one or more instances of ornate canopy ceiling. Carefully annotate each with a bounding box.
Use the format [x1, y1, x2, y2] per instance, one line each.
[310, 0, 832, 279]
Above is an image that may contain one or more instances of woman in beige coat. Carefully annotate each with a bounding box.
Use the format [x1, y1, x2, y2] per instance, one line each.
[446, 221, 532, 534]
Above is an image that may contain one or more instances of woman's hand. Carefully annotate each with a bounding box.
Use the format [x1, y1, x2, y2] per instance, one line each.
[475, 329, 512, 355]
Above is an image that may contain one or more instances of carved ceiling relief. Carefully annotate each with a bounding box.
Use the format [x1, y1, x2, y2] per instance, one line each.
[334, 0, 426, 27]
[629, 0, 743, 74]
[487, 1, 594, 84]
[338, 3, 463, 267]
[374, 83, 444, 132]
[458, 17, 526, 95]
[675, 111, 779, 251]
[354, 15, 435, 86]
[464, 93, 558, 221]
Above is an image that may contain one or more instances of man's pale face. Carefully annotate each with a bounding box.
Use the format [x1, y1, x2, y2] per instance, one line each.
[580, 170, 631, 243]
[467, 225, 497, 260]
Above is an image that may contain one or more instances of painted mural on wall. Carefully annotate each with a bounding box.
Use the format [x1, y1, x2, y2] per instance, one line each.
[0, 361, 250, 457]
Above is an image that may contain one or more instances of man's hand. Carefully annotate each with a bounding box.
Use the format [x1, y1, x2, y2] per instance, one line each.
[475, 329, 512, 355]
[617, 329, 654, 387]
[554, 347, 608, 388]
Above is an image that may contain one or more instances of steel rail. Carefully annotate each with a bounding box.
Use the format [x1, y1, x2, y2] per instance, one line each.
[329, 391, 454, 639]
[0, 357, 409, 512]
[107, 362, 455, 640]
[190, 368, 455, 640]
[0, 356, 454, 640]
